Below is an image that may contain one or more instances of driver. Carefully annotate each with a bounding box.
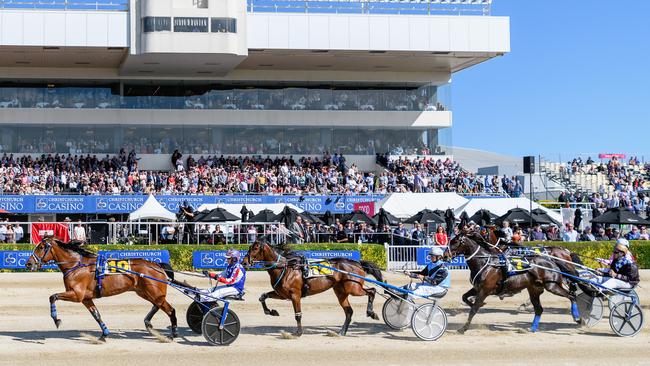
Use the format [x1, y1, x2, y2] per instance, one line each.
[596, 242, 639, 290]
[199, 249, 246, 301]
[404, 246, 450, 298]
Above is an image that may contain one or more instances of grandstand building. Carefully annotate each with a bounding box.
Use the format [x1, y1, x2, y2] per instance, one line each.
[0, 0, 510, 218]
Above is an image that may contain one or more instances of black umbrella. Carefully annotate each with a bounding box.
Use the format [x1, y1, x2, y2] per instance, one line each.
[444, 208, 455, 235]
[468, 209, 499, 226]
[342, 210, 376, 225]
[496, 208, 534, 226]
[195, 207, 240, 222]
[590, 207, 650, 226]
[373, 208, 400, 227]
[273, 206, 301, 226]
[240, 205, 250, 222]
[531, 208, 560, 225]
[300, 211, 324, 225]
[321, 210, 334, 226]
[247, 209, 277, 223]
[405, 209, 445, 225]
[191, 210, 211, 222]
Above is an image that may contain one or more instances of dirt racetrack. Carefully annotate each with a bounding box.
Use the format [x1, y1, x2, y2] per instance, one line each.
[1, 271, 648, 366]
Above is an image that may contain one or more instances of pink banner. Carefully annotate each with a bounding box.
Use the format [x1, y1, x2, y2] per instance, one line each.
[598, 153, 626, 159]
[353, 202, 375, 217]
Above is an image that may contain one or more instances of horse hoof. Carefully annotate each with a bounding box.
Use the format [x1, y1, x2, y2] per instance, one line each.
[367, 311, 379, 320]
[293, 332, 303, 337]
[98, 336, 107, 343]
[457, 328, 466, 335]
[54, 319, 62, 329]
[269, 310, 279, 317]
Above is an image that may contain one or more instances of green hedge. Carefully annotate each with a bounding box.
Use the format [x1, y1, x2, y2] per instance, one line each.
[0, 243, 386, 271]
[3, 241, 649, 271]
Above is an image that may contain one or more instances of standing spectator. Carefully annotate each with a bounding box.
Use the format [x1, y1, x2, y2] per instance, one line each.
[639, 227, 649, 240]
[73, 219, 87, 242]
[434, 225, 448, 246]
[562, 223, 579, 242]
[393, 222, 408, 246]
[411, 223, 426, 245]
[5, 224, 15, 244]
[335, 223, 348, 243]
[14, 224, 24, 243]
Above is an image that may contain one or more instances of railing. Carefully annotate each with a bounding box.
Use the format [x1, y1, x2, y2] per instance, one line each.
[0, 0, 128, 11]
[247, 0, 491, 16]
[9, 221, 288, 245]
[0, 86, 441, 112]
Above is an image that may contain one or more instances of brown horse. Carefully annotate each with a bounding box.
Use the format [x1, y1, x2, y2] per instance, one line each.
[242, 241, 382, 336]
[25, 237, 178, 342]
[447, 231, 581, 333]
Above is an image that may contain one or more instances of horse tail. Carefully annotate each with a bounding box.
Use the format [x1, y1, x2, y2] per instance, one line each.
[159, 262, 175, 281]
[360, 260, 383, 282]
[552, 250, 596, 297]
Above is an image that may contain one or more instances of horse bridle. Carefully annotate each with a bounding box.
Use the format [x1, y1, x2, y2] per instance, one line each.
[30, 240, 52, 268]
[245, 243, 285, 270]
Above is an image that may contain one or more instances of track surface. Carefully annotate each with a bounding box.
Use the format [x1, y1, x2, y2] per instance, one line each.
[1, 271, 649, 366]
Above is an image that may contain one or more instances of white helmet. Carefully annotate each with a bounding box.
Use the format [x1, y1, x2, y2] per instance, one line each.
[616, 238, 630, 248]
[429, 247, 445, 257]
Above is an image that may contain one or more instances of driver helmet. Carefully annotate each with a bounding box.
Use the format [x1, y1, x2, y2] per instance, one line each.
[429, 246, 445, 257]
[616, 238, 630, 248]
[225, 249, 241, 262]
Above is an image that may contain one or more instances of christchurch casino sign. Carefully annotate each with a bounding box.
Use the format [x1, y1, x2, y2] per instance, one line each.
[0, 195, 385, 214]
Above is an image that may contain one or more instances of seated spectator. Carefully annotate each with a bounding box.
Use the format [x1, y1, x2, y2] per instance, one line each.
[529, 225, 546, 241]
[562, 223, 578, 242]
[595, 227, 609, 241]
[546, 225, 560, 241]
[625, 226, 641, 240]
[580, 226, 596, 241]
[639, 226, 649, 240]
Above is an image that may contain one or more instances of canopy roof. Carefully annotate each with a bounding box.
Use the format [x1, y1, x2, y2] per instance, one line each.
[128, 195, 176, 221]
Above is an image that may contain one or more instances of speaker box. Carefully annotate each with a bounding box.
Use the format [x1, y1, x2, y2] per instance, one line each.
[523, 156, 535, 174]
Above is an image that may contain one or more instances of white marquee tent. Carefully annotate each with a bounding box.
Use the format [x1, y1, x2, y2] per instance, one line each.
[378, 193, 470, 219]
[128, 195, 176, 221]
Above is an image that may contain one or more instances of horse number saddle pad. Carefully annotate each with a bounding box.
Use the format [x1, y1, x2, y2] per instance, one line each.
[103, 259, 131, 275]
[307, 260, 333, 277]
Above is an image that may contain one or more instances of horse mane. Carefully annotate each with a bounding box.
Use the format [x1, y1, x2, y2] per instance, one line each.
[51, 238, 97, 258]
[464, 231, 499, 253]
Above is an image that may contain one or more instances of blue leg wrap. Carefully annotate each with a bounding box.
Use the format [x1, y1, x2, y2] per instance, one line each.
[571, 302, 580, 320]
[100, 322, 110, 336]
[50, 303, 57, 319]
[530, 315, 541, 332]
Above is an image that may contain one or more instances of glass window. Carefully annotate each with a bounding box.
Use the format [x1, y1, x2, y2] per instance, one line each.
[17, 125, 45, 153]
[152, 126, 183, 154]
[211, 18, 237, 33]
[174, 17, 209, 33]
[331, 128, 358, 155]
[143, 17, 171, 32]
[122, 125, 153, 154]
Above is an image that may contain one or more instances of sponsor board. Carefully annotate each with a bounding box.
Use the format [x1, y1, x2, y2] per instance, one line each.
[0, 251, 57, 269]
[99, 250, 170, 264]
[192, 250, 361, 269]
[416, 247, 466, 268]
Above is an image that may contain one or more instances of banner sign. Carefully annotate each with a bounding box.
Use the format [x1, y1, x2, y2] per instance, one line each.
[416, 246, 466, 268]
[192, 250, 361, 269]
[0, 195, 385, 215]
[598, 153, 626, 159]
[353, 202, 375, 216]
[0, 251, 57, 269]
[98, 250, 170, 264]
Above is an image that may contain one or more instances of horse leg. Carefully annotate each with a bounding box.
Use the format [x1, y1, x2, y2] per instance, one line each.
[289, 294, 303, 337]
[462, 288, 477, 307]
[544, 281, 581, 324]
[458, 289, 488, 334]
[156, 299, 178, 339]
[49, 290, 81, 329]
[82, 299, 110, 342]
[259, 291, 280, 316]
[527, 287, 544, 332]
[332, 289, 353, 336]
[144, 305, 158, 332]
[361, 287, 379, 320]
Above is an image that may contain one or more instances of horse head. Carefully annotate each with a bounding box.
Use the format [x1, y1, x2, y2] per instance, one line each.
[26, 236, 57, 271]
[447, 228, 478, 260]
[242, 240, 278, 268]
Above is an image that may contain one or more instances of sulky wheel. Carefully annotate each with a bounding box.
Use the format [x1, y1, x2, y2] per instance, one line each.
[187, 302, 218, 334]
[410, 303, 447, 341]
[609, 301, 643, 337]
[382, 297, 415, 330]
[202, 307, 241, 346]
[576, 291, 604, 328]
